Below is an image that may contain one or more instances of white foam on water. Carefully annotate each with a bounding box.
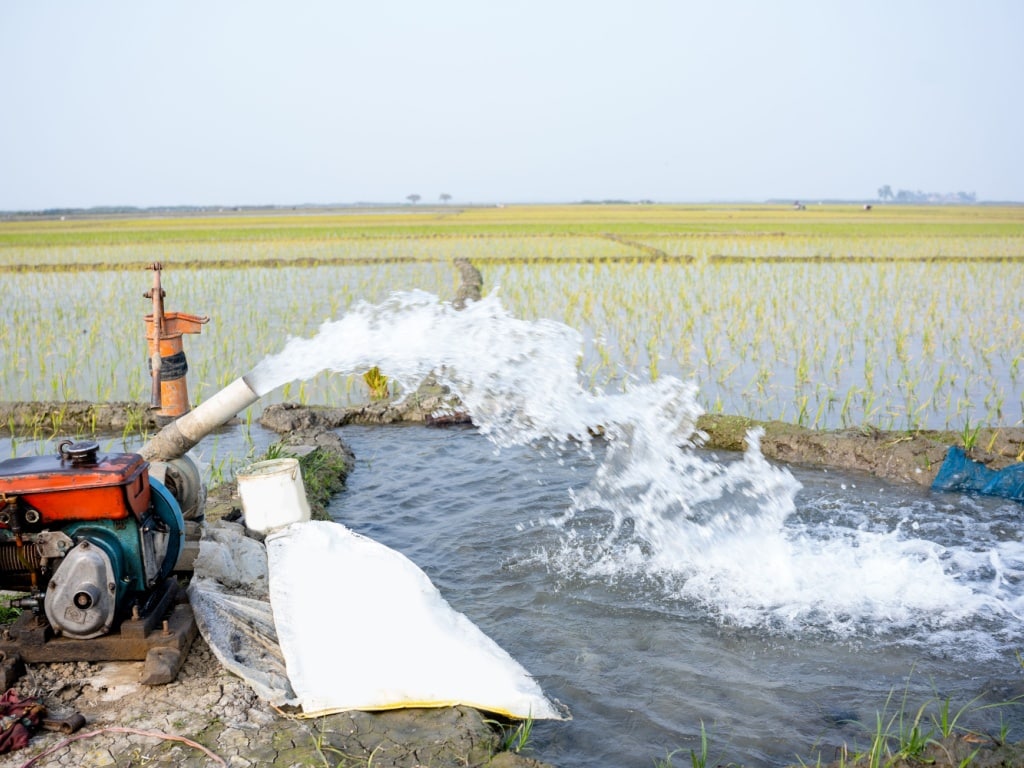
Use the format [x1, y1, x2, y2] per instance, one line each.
[544, 422, 1022, 646]
[247, 290, 1024, 650]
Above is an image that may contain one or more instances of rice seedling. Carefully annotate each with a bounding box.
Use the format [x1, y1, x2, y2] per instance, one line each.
[961, 419, 982, 453]
[1, 205, 1021, 433]
[362, 366, 390, 400]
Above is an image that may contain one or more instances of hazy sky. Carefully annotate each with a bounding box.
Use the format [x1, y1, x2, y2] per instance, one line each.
[2, 1, 1021, 210]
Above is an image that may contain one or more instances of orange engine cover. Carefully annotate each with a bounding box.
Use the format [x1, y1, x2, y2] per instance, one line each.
[0, 451, 151, 525]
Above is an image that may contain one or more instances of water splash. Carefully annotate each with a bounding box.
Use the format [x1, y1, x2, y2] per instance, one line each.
[248, 290, 1022, 646]
[250, 290, 596, 445]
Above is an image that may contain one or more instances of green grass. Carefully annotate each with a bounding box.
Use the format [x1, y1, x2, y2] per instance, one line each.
[493, 713, 535, 754]
[653, 721, 741, 768]
[648, 673, 1024, 768]
[251, 443, 350, 520]
[296, 448, 351, 520]
[801, 682, 1023, 768]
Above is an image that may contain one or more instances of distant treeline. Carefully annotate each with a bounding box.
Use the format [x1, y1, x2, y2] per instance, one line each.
[0, 202, 411, 219]
[876, 186, 976, 204]
[2, 204, 281, 218]
[577, 199, 656, 205]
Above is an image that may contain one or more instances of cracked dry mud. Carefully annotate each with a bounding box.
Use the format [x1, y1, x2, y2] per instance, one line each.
[0, 637, 548, 768]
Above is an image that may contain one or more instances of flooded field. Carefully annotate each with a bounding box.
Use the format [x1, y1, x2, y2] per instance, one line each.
[1, 204, 1022, 437]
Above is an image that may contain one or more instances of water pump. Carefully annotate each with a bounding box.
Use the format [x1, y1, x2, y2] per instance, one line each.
[0, 263, 252, 685]
[0, 440, 186, 640]
[0, 439, 202, 685]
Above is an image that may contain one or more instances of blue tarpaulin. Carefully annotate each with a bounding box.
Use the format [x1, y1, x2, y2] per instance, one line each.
[931, 446, 1024, 503]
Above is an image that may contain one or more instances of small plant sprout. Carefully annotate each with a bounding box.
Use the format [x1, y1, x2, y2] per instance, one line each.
[484, 713, 535, 756]
[690, 720, 710, 768]
[961, 418, 982, 453]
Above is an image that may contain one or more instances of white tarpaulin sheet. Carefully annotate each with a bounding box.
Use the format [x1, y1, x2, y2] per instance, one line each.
[266, 520, 565, 720]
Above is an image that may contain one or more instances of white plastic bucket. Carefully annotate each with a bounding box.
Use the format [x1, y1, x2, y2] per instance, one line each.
[236, 458, 311, 534]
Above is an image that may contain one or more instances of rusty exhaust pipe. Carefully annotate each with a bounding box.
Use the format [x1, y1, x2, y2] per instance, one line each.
[144, 263, 165, 410]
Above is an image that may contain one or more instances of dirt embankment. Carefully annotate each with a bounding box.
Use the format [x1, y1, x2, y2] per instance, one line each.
[695, 415, 1024, 487]
[5, 395, 1021, 492]
[256, 399, 1024, 491]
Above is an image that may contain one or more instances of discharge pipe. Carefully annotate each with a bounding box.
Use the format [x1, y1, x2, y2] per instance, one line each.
[138, 374, 261, 463]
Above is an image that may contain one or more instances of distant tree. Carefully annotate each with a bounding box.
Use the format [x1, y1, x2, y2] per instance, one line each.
[406, 194, 421, 205]
[877, 185, 893, 201]
[439, 193, 452, 204]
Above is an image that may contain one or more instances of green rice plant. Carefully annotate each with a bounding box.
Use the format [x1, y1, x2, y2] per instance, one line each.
[2, 206, 1023, 432]
[47, 406, 67, 440]
[893, 699, 931, 762]
[992, 712, 1012, 747]
[262, 442, 292, 461]
[851, 689, 933, 768]
[930, 693, 982, 741]
[362, 366, 390, 400]
[207, 456, 229, 487]
[795, 745, 862, 768]
[961, 418, 982, 453]
[823, 676, 1024, 768]
[985, 429, 1000, 453]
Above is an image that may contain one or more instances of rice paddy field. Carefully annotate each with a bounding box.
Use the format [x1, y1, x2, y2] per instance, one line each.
[1, 203, 1022, 433]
